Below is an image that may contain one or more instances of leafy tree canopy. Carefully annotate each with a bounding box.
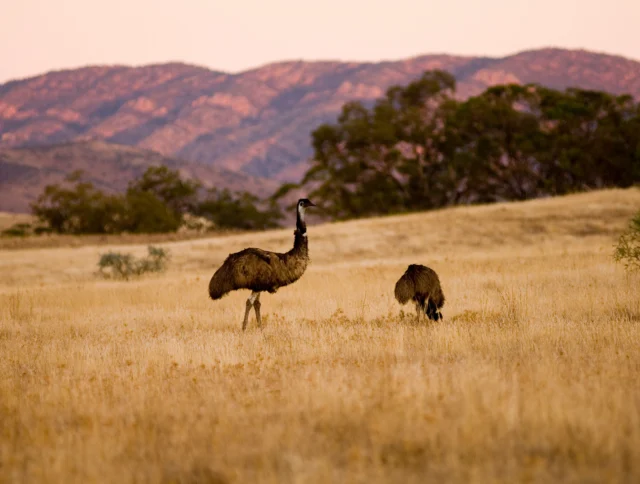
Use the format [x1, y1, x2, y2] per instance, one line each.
[278, 70, 640, 219]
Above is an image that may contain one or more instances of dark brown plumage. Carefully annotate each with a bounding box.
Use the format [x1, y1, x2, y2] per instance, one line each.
[394, 264, 445, 321]
[209, 198, 315, 330]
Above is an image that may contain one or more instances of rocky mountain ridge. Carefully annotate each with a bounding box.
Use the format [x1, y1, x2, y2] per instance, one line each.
[1, 47, 640, 212]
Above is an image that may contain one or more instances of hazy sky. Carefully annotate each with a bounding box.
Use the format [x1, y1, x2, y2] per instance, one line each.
[1, 0, 638, 83]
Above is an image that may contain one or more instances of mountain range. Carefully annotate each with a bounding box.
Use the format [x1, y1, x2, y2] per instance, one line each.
[1, 47, 640, 213]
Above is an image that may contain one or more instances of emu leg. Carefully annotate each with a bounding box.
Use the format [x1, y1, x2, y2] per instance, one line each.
[242, 300, 252, 331]
[415, 301, 422, 322]
[242, 291, 259, 331]
[253, 292, 262, 328]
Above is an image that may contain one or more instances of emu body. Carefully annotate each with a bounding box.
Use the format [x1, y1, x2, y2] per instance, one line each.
[208, 198, 315, 330]
[394, 264, 445, 321]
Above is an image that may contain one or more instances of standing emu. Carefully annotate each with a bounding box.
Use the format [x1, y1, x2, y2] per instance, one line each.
[394, 264, 445, 321]
[208, 198, 316, 330]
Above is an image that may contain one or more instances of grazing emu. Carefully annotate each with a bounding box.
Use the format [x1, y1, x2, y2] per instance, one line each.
[394, 264, 445, 321]
[208, 198, 316, 330]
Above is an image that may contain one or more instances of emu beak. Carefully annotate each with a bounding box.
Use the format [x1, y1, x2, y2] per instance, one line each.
[308, 201, 316, 207]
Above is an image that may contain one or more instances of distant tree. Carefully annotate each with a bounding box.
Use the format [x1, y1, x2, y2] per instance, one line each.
[299, 70, 458, 219]
[30, 166, 283, 235]
[449, 84, 546, 203]
[536, 87, 640, 193]
[385, 70, 459, 209]
[196, 189, 282, 230]
[121, 190, 182, 233]
[127, 165, 200, 217]
[31, 170, 125, 234]
[281, 69, 640, 220]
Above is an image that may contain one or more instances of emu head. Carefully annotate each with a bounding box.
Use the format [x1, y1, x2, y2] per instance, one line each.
[296, 198, 316, 219]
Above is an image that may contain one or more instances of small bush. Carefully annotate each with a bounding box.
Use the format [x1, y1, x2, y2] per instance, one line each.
[614, 211, 640, 272]
[33, 226, 53, 235]
[1, 223, 32, 237]
[97, 245, 170, 280]
[1, 222, 53, 238]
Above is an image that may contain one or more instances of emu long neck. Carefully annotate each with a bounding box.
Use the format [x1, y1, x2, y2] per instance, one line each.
[291, 205, 308, 257]
[296, 205, 307, 235]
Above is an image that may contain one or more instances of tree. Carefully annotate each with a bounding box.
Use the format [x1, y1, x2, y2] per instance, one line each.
[121, 190, 182, 233]
[196, 189, 282, 230]
[449, 84, 546, 203]
[299, 70, 458, 219]
[537, 87, 640, 193]
[31, 165, 284, 235]
[281, 69, 640, 221]
[127, 165, 200, 217]
[31, 171, 125, 234]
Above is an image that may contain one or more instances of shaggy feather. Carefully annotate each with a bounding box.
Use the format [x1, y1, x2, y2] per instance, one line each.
[208, 230, 309, 300]
[394, 264, 445, 320]
[208, 198, 315, 331]
[208, 198, 315, 308]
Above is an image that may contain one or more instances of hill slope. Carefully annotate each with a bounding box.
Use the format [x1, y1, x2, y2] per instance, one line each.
[1, 48, 640, 182]
[0, 140, 278, 213]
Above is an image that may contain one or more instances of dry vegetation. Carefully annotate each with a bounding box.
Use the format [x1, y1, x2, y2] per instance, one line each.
[0, 229, 221, 251]
[0, 211, 246, 251]
[0, 212, 33, 232]
[1, 188, 639, 483]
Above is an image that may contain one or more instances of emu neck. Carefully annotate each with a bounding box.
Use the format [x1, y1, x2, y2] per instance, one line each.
[296, 206, 307, 235]
[290, 206, 308, 257]
[290, 229, 308, 257]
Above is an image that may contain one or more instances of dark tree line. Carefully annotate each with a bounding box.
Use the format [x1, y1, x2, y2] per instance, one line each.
[276, 71, 640, 219]
[30, 166, 282, 235]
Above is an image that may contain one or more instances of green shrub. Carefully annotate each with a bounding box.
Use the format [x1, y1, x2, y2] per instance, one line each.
[30, 166, 279, 235]
[196, 189, 282, 230]
[614, 210, 640, 271]
[97, 246, 170, 280]
[1, 223, 32, 237]
[33, 226, 53, 235]
[31, 171, 126, 234]
[121, 190, 181, 233]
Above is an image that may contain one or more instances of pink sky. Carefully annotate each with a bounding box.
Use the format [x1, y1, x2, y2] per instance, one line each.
[1, 0, 638, 83]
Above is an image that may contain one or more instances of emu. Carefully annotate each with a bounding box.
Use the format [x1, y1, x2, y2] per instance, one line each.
[208, 198, 316, 330]
[394, 264, 445, 321]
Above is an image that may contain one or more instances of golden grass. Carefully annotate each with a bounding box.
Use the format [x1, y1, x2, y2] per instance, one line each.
[1, 188, 639, 483]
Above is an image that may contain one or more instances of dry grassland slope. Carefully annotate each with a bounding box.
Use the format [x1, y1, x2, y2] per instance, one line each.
[1, 188, 639, 483]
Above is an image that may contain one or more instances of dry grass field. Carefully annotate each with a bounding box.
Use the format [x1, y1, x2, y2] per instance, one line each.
[1, 188, 639, 483]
